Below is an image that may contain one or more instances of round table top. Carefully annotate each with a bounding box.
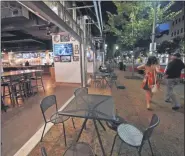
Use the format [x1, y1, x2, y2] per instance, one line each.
[1, 69, 43, 77]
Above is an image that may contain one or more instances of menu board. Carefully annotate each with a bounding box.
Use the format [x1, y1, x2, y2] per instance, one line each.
[30, 53, 38, 58]
[16, 53, 23, 58]
[40, 53, 46, 58]
[23, 53, 30, 59]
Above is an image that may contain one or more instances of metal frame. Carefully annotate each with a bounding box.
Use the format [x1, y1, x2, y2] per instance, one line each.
[40, 95, 76, 146]
[110, 114, 160, 156]
[67, 5, 94, 10]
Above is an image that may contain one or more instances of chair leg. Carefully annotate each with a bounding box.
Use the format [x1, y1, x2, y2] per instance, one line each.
[41, 123, 47, 142]
[62, 122, 67, 146]
[137, 150, 141, 156]
[41, 78, 45, 92]
[110, 134, 118, 156]
[36, 79, 39, 92]
[19, 84, 24, 102]
[118, 141, 123, 156]
[148, 139, 154, 156]
[8, 85, 13, 104]
[98, 120, 106, 131]
[71, 118, 76, 129]
[3, 86, 5, 97]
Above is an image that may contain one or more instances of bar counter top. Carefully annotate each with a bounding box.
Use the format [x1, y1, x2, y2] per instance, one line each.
[3, 65, 52, 75]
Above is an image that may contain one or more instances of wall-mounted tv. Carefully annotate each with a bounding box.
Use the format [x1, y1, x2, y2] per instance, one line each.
[53, 43, 73, 56]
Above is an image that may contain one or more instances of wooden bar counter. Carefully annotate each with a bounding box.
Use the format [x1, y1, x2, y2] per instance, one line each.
[49, 67, 55, 82]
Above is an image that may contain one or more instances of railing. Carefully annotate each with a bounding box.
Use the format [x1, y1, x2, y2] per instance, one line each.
[43, 1, 83, 40]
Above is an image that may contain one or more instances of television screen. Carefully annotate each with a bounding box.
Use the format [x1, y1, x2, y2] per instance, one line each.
[16, 53, 23, 58]
[53, 44, 73, 56]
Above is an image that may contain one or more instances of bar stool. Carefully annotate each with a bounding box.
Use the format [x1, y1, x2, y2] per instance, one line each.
[31, 71, 45, 92]
[1, 77, 13, 104]
[22, 73, 33, 97]
[10, 75, 25, 105]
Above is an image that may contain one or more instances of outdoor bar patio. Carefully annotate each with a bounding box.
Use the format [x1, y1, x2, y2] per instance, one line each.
[1, 1, 184, 156]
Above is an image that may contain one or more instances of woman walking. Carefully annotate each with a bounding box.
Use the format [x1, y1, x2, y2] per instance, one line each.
[137, 56, 161, 110]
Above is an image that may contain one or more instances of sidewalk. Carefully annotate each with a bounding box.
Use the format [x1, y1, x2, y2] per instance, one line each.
[28, 70, 184, 156]
[126, 70, 184, 100]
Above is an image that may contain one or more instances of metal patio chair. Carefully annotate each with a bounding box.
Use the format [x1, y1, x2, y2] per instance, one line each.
[41, 142, 95, 156]
[110, 114, 160, 156]
[41, 147, 48, 156]
[40, 95, 75, 146]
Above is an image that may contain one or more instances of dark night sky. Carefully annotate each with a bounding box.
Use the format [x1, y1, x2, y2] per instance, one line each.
[76, 1, 184, 47]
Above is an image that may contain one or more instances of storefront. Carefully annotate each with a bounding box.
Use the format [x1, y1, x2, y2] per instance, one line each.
[2, 50, 54, 74]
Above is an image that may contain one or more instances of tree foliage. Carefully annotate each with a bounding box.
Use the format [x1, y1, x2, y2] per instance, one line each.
[105, 1, 181, 50]
[157, 37, 184, 54]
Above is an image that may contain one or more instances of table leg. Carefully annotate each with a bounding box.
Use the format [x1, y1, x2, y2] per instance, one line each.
[76, 118, 88, 142]
[93, 119, 106, 156]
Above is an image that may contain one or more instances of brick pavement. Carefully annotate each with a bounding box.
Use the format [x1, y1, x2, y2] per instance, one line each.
[29, 70, 184, 156]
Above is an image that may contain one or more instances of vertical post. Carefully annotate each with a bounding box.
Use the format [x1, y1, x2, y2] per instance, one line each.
[72, 2, 76, 22]
[80, 43, 84, 87]
[93, 49, 96, 73]
[151, 1, 157, 54]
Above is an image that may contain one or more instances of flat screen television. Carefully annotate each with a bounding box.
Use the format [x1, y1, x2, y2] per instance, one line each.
[53, 43, 73, 56]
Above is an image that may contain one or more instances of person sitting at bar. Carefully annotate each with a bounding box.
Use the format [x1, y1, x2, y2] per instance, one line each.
[25, 61, 30, 66]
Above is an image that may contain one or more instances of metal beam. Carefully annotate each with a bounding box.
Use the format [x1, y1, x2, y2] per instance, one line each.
[19, 1, 82, 42]
[67, 5, 94, 10]
[93, 0, 102, 36]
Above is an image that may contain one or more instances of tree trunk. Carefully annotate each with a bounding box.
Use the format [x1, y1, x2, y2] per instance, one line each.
[132, 57, 135, 76]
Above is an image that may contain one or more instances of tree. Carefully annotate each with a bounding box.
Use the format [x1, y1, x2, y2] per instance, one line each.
[157, 37, 184, 54]
[179, 38, 185, 54]
[105, 1, 181, 50]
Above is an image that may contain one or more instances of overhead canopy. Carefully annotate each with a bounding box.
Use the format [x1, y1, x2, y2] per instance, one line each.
[20, 1, 82, 42]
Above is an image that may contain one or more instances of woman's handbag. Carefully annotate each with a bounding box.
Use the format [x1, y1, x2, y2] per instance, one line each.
[151, 70, 158, 93]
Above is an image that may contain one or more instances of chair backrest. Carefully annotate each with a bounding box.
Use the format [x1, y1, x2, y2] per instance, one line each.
[40, 95, 57, 122]
[41, 147, 48, 156]
[10, 75, 22, 82]
[24, 73, 32, 79]
[74, 87, 88, 97]
[35, 71, 43, 77]
[142, 114, 160, 141]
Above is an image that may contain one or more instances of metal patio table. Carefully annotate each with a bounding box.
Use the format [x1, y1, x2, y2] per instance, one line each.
[59, 94, 116, 156]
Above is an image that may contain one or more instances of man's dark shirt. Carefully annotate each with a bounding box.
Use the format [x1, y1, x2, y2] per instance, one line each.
[166, 59, 185, 79]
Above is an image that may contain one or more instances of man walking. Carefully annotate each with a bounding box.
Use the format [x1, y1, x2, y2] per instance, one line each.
[165, 52, 185, 110]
